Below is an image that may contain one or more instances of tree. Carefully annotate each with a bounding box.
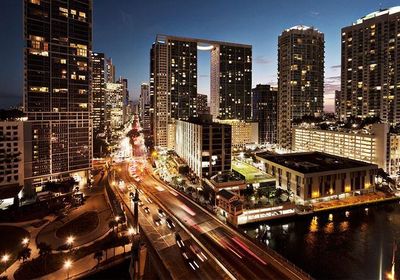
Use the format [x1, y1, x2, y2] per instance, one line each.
[37, 242, 52, 272]
[93, 250, 103, 268]
[108, 220, 118, 233]
[18, 247, 31, 262]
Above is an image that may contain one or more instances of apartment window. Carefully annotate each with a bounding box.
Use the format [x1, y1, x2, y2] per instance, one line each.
[30, 0, 40, 4]
[59, 7, 68, 17]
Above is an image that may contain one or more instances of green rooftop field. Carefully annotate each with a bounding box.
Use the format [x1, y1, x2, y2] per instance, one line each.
[232, 161, 274, 183]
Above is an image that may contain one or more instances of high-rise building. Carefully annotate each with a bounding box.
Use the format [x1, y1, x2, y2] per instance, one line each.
[197, 93, 209, 114]
[210, 44, 252, 121]
[106, 57, 115, 83]
[118, 77, 130, 123]
[150, 35, 252, 149]
[340, 7, 400, 124]
[175, 116, 232, 178]
[252, 84, 278, 144]
[335, 90, 341, 119]
[91, 52, 105, 134]
[24, 0, 92, 193]
[139, 83, 151, 134]
[105, 82, 125, 131]
[277, 26, 324, 150]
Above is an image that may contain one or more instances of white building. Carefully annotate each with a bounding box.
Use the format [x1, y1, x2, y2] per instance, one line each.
[256, 152, 378, 204]
[175, 117, 232, 178]
[293, 123, 400, 175]
[105, 82, 125, 131]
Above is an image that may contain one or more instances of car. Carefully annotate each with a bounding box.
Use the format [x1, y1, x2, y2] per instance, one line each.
[143, 207, 150, 214]
[138, 200, 144, 206]
[147, 197, 153, 203]
[175, 233, 185, 248]
[158, 208, 166, 218]
[165, 217, 175, 229]
[187, 257, 200, 271]
[189, 244, 208, 262]
[153, 216, 162, 226]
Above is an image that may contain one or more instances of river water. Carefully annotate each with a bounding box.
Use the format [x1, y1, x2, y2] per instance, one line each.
[242, 202, 400, 279]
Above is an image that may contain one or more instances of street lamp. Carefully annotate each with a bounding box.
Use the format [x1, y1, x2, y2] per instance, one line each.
[22, 237, 29, 247]
[66, 236, 74, 251]
[2, 254, 10, 273]
[64, 259, 72, 279]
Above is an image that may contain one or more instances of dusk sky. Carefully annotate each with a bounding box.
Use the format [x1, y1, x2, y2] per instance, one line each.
[1, 0, 398, 111]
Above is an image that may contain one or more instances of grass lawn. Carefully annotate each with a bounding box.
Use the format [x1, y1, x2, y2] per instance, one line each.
[56, 211, 99, 239]
[0, 226, 29, 273]
[232, 161, 270, 182]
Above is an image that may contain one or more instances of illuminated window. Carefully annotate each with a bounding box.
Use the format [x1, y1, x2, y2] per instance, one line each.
[60, 59, 66, 64]
[30, 0, 40, 4]
[78, 75, 86, 81]
[59, 7, 68, 17]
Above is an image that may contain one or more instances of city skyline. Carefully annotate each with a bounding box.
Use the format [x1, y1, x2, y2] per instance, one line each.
[1, 0, 398, 111]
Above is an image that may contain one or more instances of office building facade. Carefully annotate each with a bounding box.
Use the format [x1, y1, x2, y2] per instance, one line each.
[139, 83, 151, 133]
[252, 84, 278, 144]
[277, 26, 324, 149]
[151, 35, 252, 148]
[175, 117, 232, 178]
[24, 0, 92, 192]
[256, 152, 377, 204]
[91, 52, 105, 134]
[340, 7, 400, 123]
[197, 93, 209, 114]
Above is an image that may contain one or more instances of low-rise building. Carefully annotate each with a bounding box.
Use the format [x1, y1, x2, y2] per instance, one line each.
[216, 119, 258, 148]
[293, 123, 400, 175]
[256, 151, 378, 204]
[175, 116, 232, 178]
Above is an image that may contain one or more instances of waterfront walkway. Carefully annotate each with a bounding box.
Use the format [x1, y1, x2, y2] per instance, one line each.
[312, 191, 399, 212]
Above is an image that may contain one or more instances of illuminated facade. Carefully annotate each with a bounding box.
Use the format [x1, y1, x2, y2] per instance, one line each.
[139, 83, 151, 134]
[0, 121, 26, 206]
[24, 0, 92, 192]
[256, 152, 378, 204]
[216, 120, 258, 148]
[340, 7, 400, 123]
[252, 84, 278, 144]
[277, 26, 324, 149]
[197, 93, 209, 114]
[175, 117, 232, 178]
[105, 82, 125, 131]
[91, 52, 105, 134]
[292, 123, 400, 175]
[150, 35, 251, 148]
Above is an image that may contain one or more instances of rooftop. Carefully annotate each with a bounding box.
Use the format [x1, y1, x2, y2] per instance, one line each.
[256, 152, 377, 174]
[156, 34, 251, 48]
[284, 25, 321, 33]
[232, 161, 275, 183]
[354, 7, 400, 25]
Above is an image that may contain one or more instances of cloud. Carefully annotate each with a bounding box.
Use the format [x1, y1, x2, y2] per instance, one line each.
[254, 56, 272, 65]
[199, 74, 209, 78]
[310, 11, 320, 16]
[325, 76, 341, 93]
[330, 65, 341, 69]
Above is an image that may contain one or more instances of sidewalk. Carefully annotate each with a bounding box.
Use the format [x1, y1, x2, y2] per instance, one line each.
[45, 244, 131, 280]
[0, 214, 57, 280]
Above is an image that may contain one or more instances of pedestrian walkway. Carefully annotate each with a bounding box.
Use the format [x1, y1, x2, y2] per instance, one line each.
[45, 244, 131, 279]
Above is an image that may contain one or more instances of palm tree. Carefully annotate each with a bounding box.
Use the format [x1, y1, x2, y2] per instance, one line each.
[108, 220, 117, 233]
[18, 247, 31, 262]
[37, 242, 52, 272]
[93, 251, 103, 268]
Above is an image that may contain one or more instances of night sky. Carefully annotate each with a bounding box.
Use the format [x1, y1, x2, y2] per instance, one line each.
[1, 0, 398, 111]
